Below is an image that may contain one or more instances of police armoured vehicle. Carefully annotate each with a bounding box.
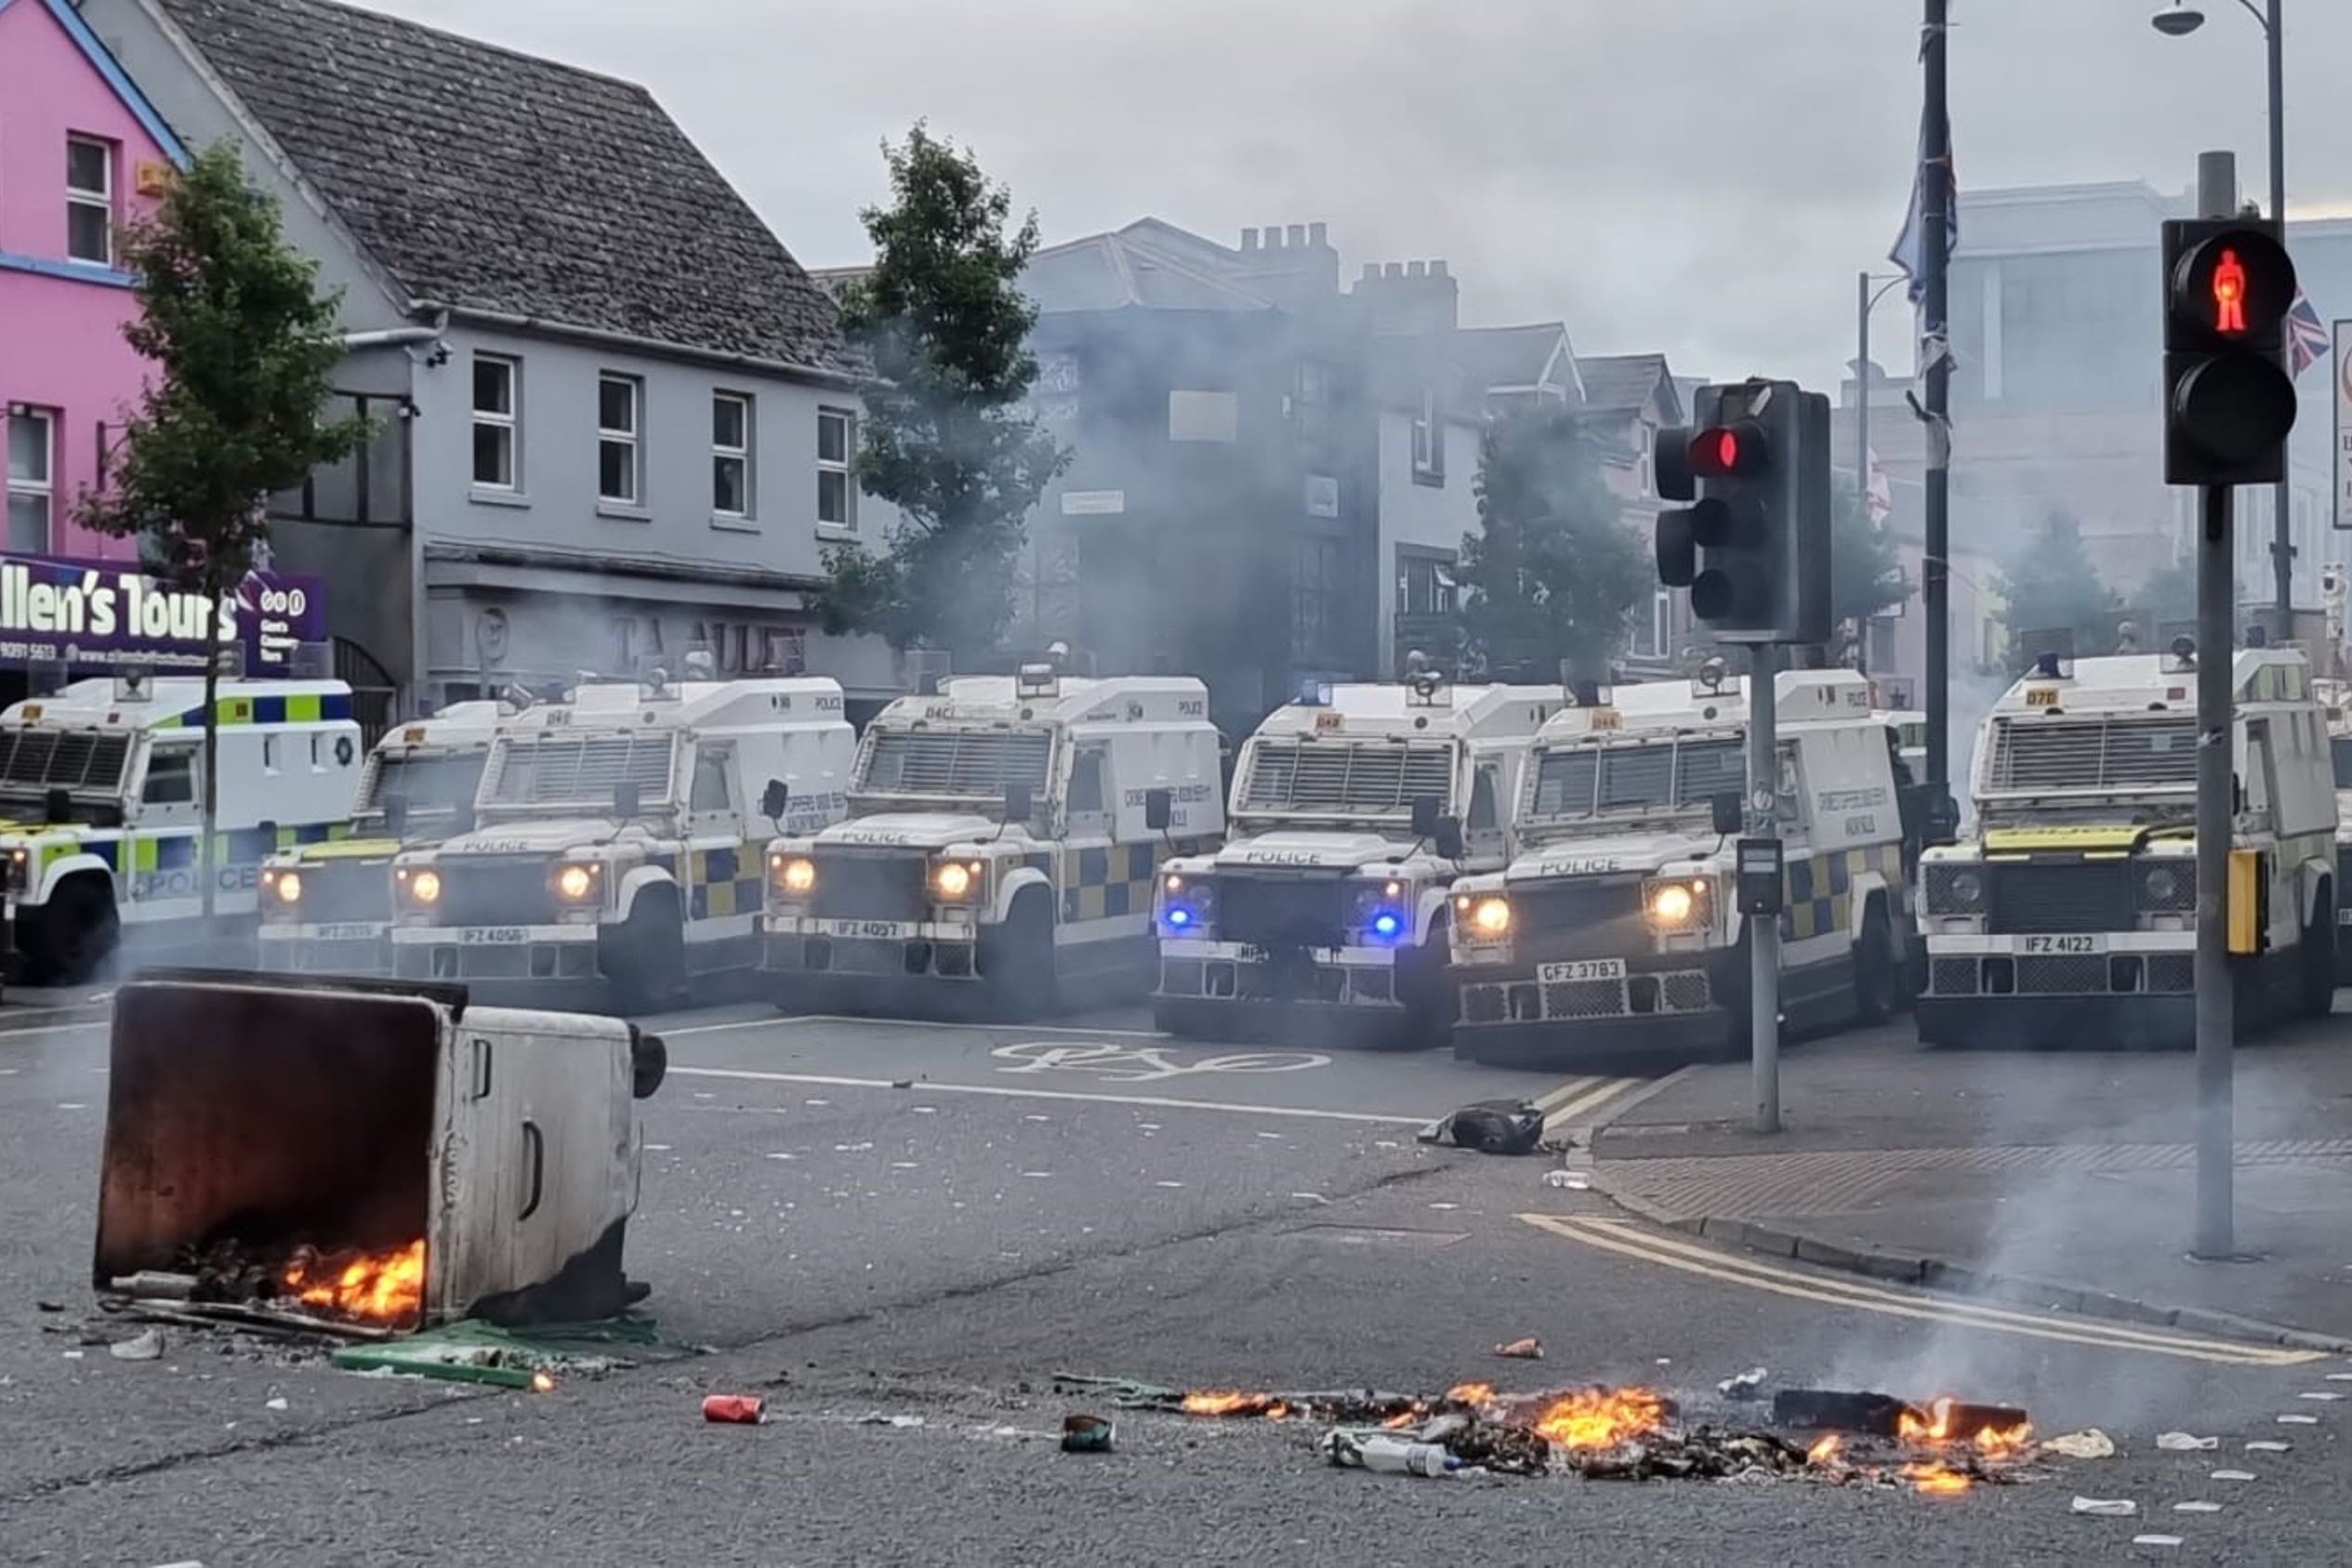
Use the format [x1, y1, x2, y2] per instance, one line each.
[257, 700, 508, 974]
[391, 670, 852, 1008]
[1916, 643, 2337, 1048]
[0, 676, 363, 981]
[1152, 672, 1565, 1048]
[762, 662, 1222, 1018]
[1448, 667, 1916, 1067]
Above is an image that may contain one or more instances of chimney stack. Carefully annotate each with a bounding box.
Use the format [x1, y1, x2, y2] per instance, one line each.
[1309, 221, 1328, 246]
[1285, 223, 1306, 247]
[1352, 257, 1460, 335]
[1241, 227, 1260, 251]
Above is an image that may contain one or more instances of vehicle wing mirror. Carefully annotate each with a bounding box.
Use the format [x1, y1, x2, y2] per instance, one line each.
[760, 778, 790, 823]
[382, 795, 410, 840]
[613, 781, 641, 820]
[1144, 787, 1173, 834]
[1410, 795, 1442, 839]
[1711, 791, 1742, 837]
[1433, 816, 1466, 862]
[1003, 783, 1034, 826]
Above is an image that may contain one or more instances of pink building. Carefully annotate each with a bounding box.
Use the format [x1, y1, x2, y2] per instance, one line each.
[0, 0, 184, 560]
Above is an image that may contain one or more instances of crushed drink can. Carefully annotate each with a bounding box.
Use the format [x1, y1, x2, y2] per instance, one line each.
[702, 1394, 765, 1425]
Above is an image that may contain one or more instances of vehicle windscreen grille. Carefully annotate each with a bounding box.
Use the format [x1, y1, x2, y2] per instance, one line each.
[485, 735, 672, 808]
[366, 753, 489, 813]
[858, 731, 1051, 800]
[809, 855, 931, 922]
[1989, 718, 2196, 793]
[1531, 739, 1743, 817]
[1988, 861, 2133, 934]
[1217, 876, 1349, 951]
[297, 861, 391, 926]
[435, 859, 557, 927]
[0, 730, 130, 794]
[1239, 740, 1455, 817]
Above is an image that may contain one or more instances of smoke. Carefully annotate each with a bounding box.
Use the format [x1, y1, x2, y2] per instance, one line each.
[1941, 667, 2012, 832]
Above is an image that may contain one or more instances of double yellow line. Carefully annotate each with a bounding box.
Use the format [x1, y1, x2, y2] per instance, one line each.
[1531, 1074, 1646, 1134]
[1519, 1213, 2327, 1368]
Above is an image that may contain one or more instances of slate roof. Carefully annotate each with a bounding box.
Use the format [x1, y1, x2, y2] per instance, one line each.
[1576, 353, 1673, 415]
[1452, 323, 1570, 393]
[1023, 227, 1275, 315]
[154, 0, 854, 375]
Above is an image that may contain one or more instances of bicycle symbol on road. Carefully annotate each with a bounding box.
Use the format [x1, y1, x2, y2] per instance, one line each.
[990, 1041, 1331, 1084]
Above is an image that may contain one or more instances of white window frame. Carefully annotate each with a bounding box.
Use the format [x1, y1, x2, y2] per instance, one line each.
[1648, 589, 1672, 660]
[471, 353, 520, 491]
[7, 407, 56, 554]
[1410, 389, 1442, 482]
[713, 390, 754, 520]
[598, 373, 642, 507]
[66, 136, 115, 267]
[816, 406, 854, 530]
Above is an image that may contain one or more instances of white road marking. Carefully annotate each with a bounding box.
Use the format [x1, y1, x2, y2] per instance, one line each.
[667, 1014, 1173, 1042]
[667, 1064, 1427, 1126]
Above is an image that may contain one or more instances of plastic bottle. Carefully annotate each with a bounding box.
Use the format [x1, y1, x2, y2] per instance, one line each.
[1354, 1436, 1464, 1477]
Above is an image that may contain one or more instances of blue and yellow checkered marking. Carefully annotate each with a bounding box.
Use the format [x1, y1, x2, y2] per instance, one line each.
[1782, 842, 1909, 942]
[155, 692, 354, 730]
[687, 841, 766, 920]
[32, 821, 351, 883]
[1047, 837, 1222, 925]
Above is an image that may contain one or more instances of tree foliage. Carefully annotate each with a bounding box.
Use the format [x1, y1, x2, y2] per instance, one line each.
[1454, 406, 1648, 681]
[814, 125, 1069, 663]
[77, 141, 368, 916]
[1992, 510, 2117, 658]
[1828, 478, 1912, 651]
[2131, 555, 2197, 633]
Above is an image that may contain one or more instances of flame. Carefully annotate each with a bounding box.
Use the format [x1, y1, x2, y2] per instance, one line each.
[1901, 1461, 1972, 1496]
[283, 1240, 425, 1324]
[1807, 1434, 1843, 1466]
[1444, 1382, 1497, 1407]
[1898, 1398, 2032, 1458]
[1179, 1390, 1284, 1417]
[1381, 1411, 1418, 1430]
[1264, 1403, 1290, 1422]
[1531, 1386, 1668, 1451]
[531, 1372, 556, 1394]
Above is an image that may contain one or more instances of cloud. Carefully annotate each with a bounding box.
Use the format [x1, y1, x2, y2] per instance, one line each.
[362, 0, 2352, 389]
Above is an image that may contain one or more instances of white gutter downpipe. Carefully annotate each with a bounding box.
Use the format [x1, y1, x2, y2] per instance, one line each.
[341, 310, 450, 351]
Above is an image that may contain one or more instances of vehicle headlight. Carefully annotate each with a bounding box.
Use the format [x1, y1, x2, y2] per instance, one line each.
[405, 868, 442, 906]
[1158, 873, 1215, 933]
[1354, 878, 1410, 943]
[1946, 867, 1984, 909]
[1645, 877, 1711, 930]
[1453, 893, 1512, 938]
[266, 869, 303, 905]
[553, 863, 601, 903]
[932, 859, 984, 903]
[771, 855, 817, 898]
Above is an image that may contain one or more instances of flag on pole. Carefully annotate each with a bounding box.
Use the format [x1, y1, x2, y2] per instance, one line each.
[1888, 101, 1957, 306]
[1865, 448, 1893, 525]
[2287, 288, 2328, 377]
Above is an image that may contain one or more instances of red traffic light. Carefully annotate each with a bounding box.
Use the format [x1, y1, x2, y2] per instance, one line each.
[1689, 421, 1766, 478]
[2212, 248, 2248, 335]
[2168, 225, 2293, 347]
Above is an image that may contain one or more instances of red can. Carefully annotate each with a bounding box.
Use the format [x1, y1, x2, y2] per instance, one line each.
[702, 1394, 765, 1425]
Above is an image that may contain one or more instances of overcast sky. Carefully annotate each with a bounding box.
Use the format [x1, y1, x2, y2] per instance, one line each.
[369, 0, 2352, 389]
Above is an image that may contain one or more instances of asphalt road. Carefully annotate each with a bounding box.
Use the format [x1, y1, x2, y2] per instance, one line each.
[1, 990, 2345, 1565]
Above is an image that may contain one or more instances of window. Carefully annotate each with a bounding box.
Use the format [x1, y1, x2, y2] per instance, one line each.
[817, 406, 853, 528]
[690, 747, 733, 812]
[1295, 360, 1332, 453]
[598, 374, 641, 505]
[1291, 537, 1343, 661]
[1168, 389, 1237, 442]
[7, 409, 55, 553]
[1396, 554, 1456, 619]
[1067, 746, 1107, 817]
[713, 392, 753, 518]
[1467, 763, 1500, 833]
[471, 355, 519, 489]
[142, 746, 197, 806]
[1635, 589, 1672, 661]
[66, 137, 114, 266]
[1410, 389, 1443, 483]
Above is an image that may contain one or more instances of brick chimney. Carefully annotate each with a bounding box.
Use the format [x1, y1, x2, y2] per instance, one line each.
[1353, 258, 1458, 335]
[1231, 220, 1340, 309]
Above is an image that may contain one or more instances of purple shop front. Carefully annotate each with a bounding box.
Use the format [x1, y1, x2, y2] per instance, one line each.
[0, 554, 327, 675]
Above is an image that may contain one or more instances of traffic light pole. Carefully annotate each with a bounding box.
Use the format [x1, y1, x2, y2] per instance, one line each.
[1749, 643, 1781, 1136]
[1921, 0, 1952, 811]
[2192, 150, 2238, 1262]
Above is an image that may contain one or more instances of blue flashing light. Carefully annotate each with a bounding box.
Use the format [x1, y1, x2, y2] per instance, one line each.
[2032, 652, 2065, 679]
[1165, 906, 1194, 931]
[1369, 910, 1404, 942]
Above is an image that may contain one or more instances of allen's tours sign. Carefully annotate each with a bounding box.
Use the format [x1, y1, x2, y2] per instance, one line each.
[0, 555, 326, 674]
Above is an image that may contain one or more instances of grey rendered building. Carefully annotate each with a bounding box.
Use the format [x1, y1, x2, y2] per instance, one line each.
[82, 0, 898, 728]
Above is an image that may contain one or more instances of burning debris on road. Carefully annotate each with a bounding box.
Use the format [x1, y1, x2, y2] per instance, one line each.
[1062, 1373, 2042, 1494]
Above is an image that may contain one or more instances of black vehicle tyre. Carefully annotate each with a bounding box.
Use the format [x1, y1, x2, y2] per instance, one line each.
[1394, 918, 1454, 1052]
[605, 888, 687, 1015]
[1853, 898, 1898, 1026]
[2299, 882, 2337, 1019]
[984, 889, 1057, 1022]
[22, 874, 119, 985]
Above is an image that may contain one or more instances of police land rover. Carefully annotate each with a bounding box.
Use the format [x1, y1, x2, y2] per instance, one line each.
[0, 675, 363, 981]
[390, 670, 853, 1008]
[1448, 667, 1916, 1067]
[761, 664, 1222, 1018]
[1916, 642, 2337, 1048]
[2317, 677, 2352, 973]
[257, 700, 508, 974]
[1152, 673, 1566, 1047]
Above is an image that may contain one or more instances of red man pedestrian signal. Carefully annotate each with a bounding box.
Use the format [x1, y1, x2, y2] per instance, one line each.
[2160, 218, 2296, 487]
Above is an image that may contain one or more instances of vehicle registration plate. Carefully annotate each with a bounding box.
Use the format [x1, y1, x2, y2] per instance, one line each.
[315, 923, 378, 941]
[461, 927, 528, 945]
[2020, 934, 2105, 955]
[825, 918, 912, 940]
[1538, 958, 1627, 983]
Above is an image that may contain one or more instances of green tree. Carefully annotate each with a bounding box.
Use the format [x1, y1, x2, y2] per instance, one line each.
[78, 142, 369, 919]
[2130, 555, 2197, 633]
[1993, 510, 2116, 660]
[1455, 405, 1648, 681]
[1827, 478, 1912, 664]
[814, 125, 1069, 664]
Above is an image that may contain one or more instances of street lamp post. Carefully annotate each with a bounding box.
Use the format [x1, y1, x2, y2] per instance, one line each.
[2154, 0, 2291, 629]
[1855, 271, 1909, 530]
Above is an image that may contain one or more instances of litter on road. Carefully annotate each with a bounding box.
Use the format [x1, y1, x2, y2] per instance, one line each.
[1542, 1169, 1590, 1191]
[2070, 1497, 2137, 1517]
[2043, 1430, 2114, 1459]
[1420, 1100, 1546, 1156]
[702, 1394, 765, 1424]
[109, 1328, 165, 1362]
[2174, 1501, 2223, 1513]
[1060, 1414, 1116, 1454]
[2275, 1414, 2319, 1425]
[1717, 1367, 1768, 1401]
[2155, 1432, 2216, 1451]
[2210, 1469, 2257, 1482]
[2245, 1441, 2292, 1453]
[2131, 1535, 2183, 1548]
[1493, 1337, 1543, 1361]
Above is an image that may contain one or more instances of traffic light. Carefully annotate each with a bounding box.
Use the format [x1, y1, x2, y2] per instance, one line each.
[1651, 380, 1830, 645]
[2161, 217, 2297, 486]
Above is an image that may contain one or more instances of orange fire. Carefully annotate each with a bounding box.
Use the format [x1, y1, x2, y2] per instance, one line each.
[1901, 1461, 1972, 1496]
[283, 1239, 425, 1324]
[1444, 1382, 1497, 1407]
[1807, 1434, 1843, 1466]
[1897, 1398, 2032, 1458]
[1178, 1390, 1273, 1416]
[531, 1372, 556, 1394]
[1531, 1386, 1668, 1451]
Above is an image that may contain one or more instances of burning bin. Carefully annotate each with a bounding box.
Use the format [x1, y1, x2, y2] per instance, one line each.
[93, 971, 667, 1332]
